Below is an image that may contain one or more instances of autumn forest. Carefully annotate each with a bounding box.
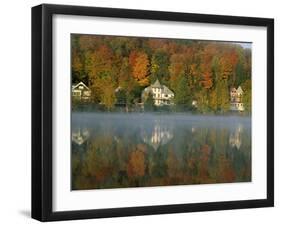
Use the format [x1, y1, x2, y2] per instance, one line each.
[71, 34, 252, 113]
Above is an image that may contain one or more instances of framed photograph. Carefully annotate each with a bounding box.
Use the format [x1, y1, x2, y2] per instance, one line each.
[32, 4, 274, 221]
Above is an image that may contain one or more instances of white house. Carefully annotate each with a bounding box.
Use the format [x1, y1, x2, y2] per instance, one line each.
[141, 79, 174, 106]
[72, 82, 91, 101]
[230, 86, 244, 111]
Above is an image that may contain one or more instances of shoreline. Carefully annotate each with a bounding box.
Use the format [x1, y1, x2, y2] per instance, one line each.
[72, 110, 251, 118]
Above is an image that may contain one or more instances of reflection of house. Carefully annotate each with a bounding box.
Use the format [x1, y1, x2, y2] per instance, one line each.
[141, 120, 174, 150]
[72, 128, 90, 145]
[192, 100, 198, 108]
[229, 124, 243, 149]
[230, 86, 244, 111]
[142, 79, 174, 106]
[72, 82, 91, 101]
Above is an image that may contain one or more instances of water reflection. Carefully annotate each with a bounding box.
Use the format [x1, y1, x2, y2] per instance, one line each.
[141, 119, 174, 150]
[72, 127, 90, 145]
[71, 113, 251, 190]
[229, 124, 243, 149]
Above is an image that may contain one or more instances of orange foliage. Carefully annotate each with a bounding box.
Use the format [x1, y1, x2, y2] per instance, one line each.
[217, 154, 236, 182]
[88, 44, 114, 81]
[166, 148, 180, 177]
[201, 72, 213, 89]
[220, 49, 238, 79]
[129, 51, 138, 67]
[169, 54, 186, 89]
[129, 51, 149, 86]
[148, 39, 166, 50]
[197, 145, 211, 181]
[127, 148, 146, 178]
[72, 50, 83, 73]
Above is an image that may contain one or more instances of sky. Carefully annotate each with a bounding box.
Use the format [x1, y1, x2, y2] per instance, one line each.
[237, 42, 252, 49]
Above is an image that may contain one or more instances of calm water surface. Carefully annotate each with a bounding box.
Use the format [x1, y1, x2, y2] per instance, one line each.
[71, 113, 251, 190]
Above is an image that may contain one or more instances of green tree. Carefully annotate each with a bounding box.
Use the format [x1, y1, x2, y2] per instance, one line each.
[196, 88, 209, 113]
[144, 92, 155, 111]
[151, 50, 170, 83]
[174, 75, 191, 110]
[169, 54, 186, 91]
[71, 35, 89, 84]
[211, 56, 229, 113]
[241, 79, 251, 113]
[118, 57, 142, 111]
[209, 89, 218, 112]
[96, 76, 117, 111]
[87, 45, 115, 103]
[217, 79, 230, 112]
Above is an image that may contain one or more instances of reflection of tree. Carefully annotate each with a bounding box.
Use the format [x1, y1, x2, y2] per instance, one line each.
[216, 154, 236, 182]
[72, 135, 119, 189]
[127, 146, 146, 178]
[166, 148, 180, 177]
[71, 115, 251, 190]
[197, 144, 212, 183]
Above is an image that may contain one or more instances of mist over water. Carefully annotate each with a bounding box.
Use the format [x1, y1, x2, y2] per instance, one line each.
[71, 112, 251, 190]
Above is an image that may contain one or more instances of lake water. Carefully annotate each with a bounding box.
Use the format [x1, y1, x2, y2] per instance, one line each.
[71, 113, 251, 190]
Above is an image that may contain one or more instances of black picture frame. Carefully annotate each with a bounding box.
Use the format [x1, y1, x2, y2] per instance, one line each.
[32, 3, 274, 222]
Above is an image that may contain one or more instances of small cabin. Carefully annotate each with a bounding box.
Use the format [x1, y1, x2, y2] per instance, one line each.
[72, 82, 91, 101]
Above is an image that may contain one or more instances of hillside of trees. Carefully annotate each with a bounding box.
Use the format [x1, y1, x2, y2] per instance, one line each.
[71, 34, 252, 113]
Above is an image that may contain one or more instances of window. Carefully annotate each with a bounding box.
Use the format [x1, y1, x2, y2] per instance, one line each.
[73, 90, 81, 96]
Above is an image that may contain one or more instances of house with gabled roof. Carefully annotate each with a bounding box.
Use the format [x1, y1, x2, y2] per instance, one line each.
[141, 79, 174, 106]
[72, 81, 91, 101]
[230, 86, 244, 111]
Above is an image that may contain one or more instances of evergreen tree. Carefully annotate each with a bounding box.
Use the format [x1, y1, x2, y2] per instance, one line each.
[217, 79, 230, 112]
[151, 50, 170, 83]
[241, 79, 251, 113]
[175, 75, 191, 110]
[144, 92, 155, 111]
